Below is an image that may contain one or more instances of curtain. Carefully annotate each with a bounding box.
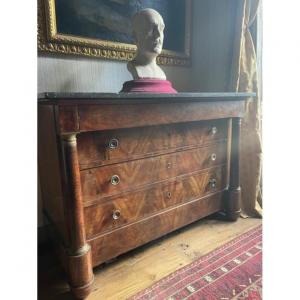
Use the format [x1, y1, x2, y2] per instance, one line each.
[233, 0, 262, 217]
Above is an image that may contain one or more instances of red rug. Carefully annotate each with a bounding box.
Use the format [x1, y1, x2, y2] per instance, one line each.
[129, 225, 262, 300]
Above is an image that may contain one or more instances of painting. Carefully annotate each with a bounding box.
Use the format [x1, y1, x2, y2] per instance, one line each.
[38, 0, 192, 66]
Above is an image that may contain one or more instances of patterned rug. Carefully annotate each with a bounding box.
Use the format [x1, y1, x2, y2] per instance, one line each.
[129, 225, 262, 300]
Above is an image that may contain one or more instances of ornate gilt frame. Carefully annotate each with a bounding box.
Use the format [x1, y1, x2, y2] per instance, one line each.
[38, 0, 192, 66]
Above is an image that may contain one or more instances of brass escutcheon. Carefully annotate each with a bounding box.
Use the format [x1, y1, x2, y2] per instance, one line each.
[111, 175, 120, 185]
[209, 178, 217, 189]
[112, 210, 121, 220]
[211, 126, 218, 135]
[211, 153, 217, 161]
[108, 138, 119, 149]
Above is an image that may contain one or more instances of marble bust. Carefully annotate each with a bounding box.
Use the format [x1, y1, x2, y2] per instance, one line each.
[121, 8, 176, 93]
[127, 8, 166, 80]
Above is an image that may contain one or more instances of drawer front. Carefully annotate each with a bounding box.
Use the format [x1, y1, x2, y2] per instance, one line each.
[84, 167, 226, 238]
[81, 142, 227, 201]
[78, 101, 244, 133]
[88, 192, 224, 266]
[77, 120, 228, 169]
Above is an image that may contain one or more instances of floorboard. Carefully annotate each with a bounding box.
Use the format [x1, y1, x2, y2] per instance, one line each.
[38, 217, 262, 300]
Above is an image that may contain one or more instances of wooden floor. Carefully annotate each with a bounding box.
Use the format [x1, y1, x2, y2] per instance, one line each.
[38, 216, 262, 300]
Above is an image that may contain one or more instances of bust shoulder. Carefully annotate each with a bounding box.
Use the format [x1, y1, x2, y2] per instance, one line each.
[127, 61, 166, 80]
[127, 61, 139, 80]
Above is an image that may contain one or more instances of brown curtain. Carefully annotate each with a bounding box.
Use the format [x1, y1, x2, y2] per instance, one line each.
[233, 0, 262, 217]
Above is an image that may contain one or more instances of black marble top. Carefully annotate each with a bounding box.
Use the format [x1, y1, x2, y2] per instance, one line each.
[38, 92, 255, 105]
[39, 92, 255, 100]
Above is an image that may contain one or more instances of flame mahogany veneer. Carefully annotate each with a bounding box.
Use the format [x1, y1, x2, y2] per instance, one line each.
[38, 93, 251, 299]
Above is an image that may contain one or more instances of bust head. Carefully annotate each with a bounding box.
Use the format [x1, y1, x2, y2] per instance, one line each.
[127, 8, 167, 80]
[132, 8, 165, 59]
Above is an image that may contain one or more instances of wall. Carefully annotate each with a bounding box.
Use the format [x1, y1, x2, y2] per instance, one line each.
[190, 0, 240, 92]
[38, 55, 192, 93]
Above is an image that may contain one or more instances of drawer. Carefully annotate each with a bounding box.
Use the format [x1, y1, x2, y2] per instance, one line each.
[81, 141, 227, 201]
[88, 192, 224, 266]
[84, 167, 226, 238]
[77, 120, 228, 169]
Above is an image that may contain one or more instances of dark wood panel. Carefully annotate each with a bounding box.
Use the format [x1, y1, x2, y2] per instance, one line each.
[80, 142, 227, 201]
[55, 105, 79, 134]
[77, 101, 245, 132]
[84, 167, 226, 238]
[77, 120, 228, 169]
[88, 192, 224, 266]
[38, 105, 69, 243]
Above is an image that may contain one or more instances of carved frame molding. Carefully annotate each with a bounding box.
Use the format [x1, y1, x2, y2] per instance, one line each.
[38, 0, 192, 66]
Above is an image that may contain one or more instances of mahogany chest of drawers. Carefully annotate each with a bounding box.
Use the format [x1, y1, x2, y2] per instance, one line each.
[38, 92, 251, 299]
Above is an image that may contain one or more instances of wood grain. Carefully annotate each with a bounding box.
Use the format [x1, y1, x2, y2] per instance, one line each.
[62, 134, 87, 252]
[55, 105, 79, 134]
[88, 192, 224, 266]
[84, 167, 226, 238]
[67, 246, 94, 299]
[38, 218, 262, 300]
[78, 101, 245, 132]
[91, 218, 261, 300]
[61, 134, 94, 299]
[38, 93, 248, 299]
[80, 142, 227, 201]
[77, 119, 228, 169]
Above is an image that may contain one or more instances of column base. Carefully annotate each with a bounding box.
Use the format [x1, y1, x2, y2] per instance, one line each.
[66, 244, 94, 299]
[71, 277, 94, 299]
[223, 187, 241, 222]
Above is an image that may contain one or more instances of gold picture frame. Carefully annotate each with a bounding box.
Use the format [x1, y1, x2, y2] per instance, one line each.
[38, 0, 192, 66]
